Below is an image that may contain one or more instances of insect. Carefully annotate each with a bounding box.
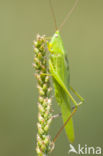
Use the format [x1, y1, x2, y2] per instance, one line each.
[47, 0, 84, 142]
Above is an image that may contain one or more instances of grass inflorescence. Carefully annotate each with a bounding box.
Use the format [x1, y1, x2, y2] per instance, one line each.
[33, 35, 53, 156]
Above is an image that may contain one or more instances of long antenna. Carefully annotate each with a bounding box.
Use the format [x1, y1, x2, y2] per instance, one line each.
[53, 107, 77, 143]
[49, 0, 58, 30]
[59, 0, 79, 31]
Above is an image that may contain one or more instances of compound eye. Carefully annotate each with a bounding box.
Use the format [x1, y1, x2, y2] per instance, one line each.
[48, 43, 53, 53]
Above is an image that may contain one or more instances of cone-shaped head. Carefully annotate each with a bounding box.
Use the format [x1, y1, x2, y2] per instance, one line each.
[48, 30, 65, 55]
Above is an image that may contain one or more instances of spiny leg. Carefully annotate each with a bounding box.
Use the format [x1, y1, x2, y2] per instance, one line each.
[53, 107, 77, 143]
[70, 86, 84, 104]
[49, 61, 82, 107]
[65, 89, 82, 107]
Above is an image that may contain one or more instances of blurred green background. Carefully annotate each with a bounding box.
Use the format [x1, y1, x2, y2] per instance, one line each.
[0, 0, 103, 156]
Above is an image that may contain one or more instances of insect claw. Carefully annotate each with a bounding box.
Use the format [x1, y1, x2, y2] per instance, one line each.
[78, 101, 83, 106]
[52, 113, 62, 119]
